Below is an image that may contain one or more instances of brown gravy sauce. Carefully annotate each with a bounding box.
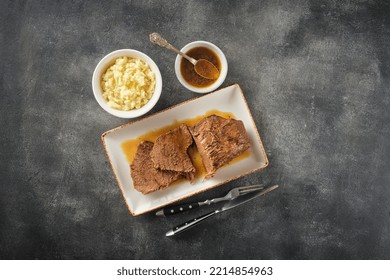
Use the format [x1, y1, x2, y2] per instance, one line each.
[180, 47, 221, 88]
[121, 110, 250, 179]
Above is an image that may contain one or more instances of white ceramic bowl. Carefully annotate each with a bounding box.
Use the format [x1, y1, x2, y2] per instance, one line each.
[92, 49, 162, 118]
[175, 41, 228, 94]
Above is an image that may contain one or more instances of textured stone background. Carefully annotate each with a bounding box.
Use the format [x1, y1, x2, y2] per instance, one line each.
[1, 0, 390, 259]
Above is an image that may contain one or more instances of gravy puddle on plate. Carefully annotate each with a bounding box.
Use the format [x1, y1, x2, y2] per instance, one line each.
[121, 110, 250, 180]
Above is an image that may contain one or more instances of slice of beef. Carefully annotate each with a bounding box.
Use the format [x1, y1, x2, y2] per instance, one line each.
[150, 124, 196, 181]
[130, 141, 182, 194]
[189, 115, 250, 179]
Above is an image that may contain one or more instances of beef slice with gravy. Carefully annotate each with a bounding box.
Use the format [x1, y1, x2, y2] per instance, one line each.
[150, 124, 196, 181]
[130, 141, 182, 194]
[189, 115, 250, 179]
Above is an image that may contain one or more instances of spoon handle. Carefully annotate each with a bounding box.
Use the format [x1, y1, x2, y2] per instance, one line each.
[149, 32, 197, 65]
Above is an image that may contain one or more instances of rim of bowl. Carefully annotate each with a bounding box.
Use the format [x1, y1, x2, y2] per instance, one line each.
[92, 49, 162, 118]
[174, 41, 228, 94]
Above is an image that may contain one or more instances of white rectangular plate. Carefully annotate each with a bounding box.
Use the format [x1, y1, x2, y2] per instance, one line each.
[101, 84, 268, 216]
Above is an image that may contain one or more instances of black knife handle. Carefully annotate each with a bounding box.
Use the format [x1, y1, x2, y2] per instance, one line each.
[156, 202, 200, 217]
[166, 211, 217, 236]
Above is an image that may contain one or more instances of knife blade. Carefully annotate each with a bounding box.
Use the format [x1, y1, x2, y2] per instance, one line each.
[165, 184, 279, 236]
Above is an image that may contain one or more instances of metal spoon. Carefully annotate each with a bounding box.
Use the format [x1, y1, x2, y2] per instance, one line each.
[149, 32, 220, 80]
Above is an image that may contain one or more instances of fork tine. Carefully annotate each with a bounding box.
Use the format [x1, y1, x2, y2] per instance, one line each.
[239, 188, 263, 194]
[238, 184, 264, 191]
[238, 185, 264, 194]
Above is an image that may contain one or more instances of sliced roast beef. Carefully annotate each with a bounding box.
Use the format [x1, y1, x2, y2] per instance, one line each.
[130, 141, 182, 194]
[150, 124, 196, 181]
[189, 115, 250, 179]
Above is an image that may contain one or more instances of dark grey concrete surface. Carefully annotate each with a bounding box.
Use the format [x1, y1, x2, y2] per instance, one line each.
[1, 0, 390, 259]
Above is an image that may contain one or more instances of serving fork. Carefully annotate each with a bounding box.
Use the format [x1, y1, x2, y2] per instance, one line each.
[156, 184, 264, 217]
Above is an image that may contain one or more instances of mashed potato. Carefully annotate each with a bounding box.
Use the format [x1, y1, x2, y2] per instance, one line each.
[101, 56, 156, 111]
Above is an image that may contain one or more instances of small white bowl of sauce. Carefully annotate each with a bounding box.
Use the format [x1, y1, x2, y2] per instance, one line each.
[174, 41, 228, 94]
